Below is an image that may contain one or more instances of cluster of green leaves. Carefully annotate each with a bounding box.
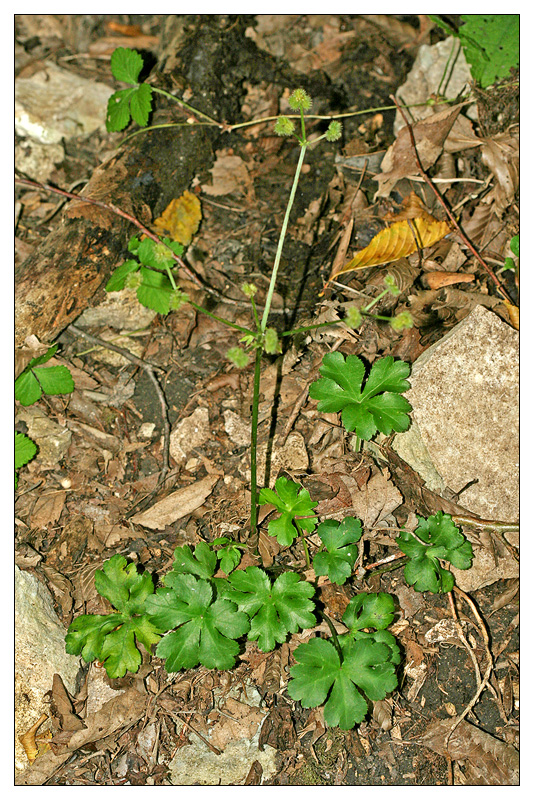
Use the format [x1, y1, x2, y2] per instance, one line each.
[430, 14, 518, 88]
[106, 48, 153, 132]
[396, 511, 473, 593]
[288, 592, 400, 729]
[66, 541, 317, 677]
[106, 236, 188, 315]
[15, 344, 75, 488]
[65, 555, 163, 678]
[258, 475, 318, 546]
[309, 353, 412, 441]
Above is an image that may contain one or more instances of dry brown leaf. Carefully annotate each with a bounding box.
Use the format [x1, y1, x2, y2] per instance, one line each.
[422, 271, 475, 289]
[329, 217, 451, 282]
[18, 713, 49, 765]
[31, 490, 66, 529]
[130, 475, 219, 529]
[480, 130, 519, 213]
[50, 674, 85, 733]
[421, 717, 519, 785]
[375, 104, 463, 197]
[153, 191, 202, 246]
[202, 150, 253, 198]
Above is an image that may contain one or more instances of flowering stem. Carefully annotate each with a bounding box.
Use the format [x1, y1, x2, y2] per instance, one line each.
[260, 143, 308, 332]
[249, 346, 262, 536]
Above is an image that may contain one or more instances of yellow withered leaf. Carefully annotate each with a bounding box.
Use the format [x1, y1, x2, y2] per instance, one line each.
[153, 191, 202, 246]
[329, 217, 451, 282]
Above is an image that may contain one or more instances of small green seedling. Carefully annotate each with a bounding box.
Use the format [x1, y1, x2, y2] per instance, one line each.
[309, 353, 412, 443]
[396, 511, 474, 593]
[210, 536, 245, 575]
[313, 517, 363, 585]
[106, 48, 153, 131]
[288, 593, 399, 729]
[65, 555, 163, 679]
[15, 344, 74, 407]
[258, 475, 318, 547]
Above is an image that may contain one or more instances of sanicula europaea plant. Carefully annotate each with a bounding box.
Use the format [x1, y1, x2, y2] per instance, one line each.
[63, 59, 480, 731]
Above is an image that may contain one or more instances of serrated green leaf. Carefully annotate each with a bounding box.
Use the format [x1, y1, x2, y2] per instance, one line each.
[106, 87, 137, 132]
[313, 517, 362, 585]
[129, 82, 152, 127]
[15, 432, 37, 470]
[146, 573, 249, 671]
[137, 267, 173, 314]
[32, 365, 74, 396]
[24, 345, 58, 370]
[110, 47, 144, 84]
[15, 370, 43, 405]
[105, 260, 140, 292]
[218, 546, 242, 575]
[225, 567, 315, 652]
[65, 613, 123, 663]
[170, 543, 217, 579]
[309, 353, 412, 441]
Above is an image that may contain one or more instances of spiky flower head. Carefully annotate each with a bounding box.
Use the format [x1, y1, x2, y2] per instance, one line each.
[288, 88, 312, 112]
[241, 282, 258, 298]
[345, 306, 363, 329]
[125, 271, 142, 290]
[325, 120, 342, 142]
[274, 116, 295, 137]
[227, 347, 249, 368]
[264, 328, 281, 354]
[390, 311, 414, 331]
[169, 289, 190, 311]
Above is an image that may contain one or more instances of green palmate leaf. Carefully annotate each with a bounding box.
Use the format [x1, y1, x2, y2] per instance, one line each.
[65, 555, 162, 678]
[258, 476, 318, 546]
[288, 635, 398, 729]
[396, 512, 473, 593]
[146, 573, 250, 671]
[105, 260, 140, 292]
[137, 267, 174, 314]
[309, 353, 412, 441]
[342, 592, 396, 634]
[170, 543, 217, 579]
[223, 566, 316, 652]
[313, 517, 362, 585]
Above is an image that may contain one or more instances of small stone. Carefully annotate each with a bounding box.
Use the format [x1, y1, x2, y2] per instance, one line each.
[393, 306, 518, 521]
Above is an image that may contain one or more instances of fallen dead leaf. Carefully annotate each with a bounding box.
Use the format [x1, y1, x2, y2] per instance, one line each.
[422, 271, 475, 289]
[31, 491, 66, 529]
[421, 716, 519, 785]
[153, 191, 202, 246]
[202, 150, 254, 198]
[130, 475, 219, 529]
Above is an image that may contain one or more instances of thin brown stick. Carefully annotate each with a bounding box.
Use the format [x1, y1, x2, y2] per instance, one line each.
[389, 96, 514, 305]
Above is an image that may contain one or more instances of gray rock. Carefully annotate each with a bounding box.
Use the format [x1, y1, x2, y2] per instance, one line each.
[15, 567, 81, 772]
[15, 62, 112, 144]
[393, 305, 518, 521]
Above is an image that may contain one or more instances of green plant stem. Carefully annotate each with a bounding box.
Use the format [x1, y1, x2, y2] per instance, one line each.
[187, 300, 255, 335]
[362, 289, 389, 313]
[249, 347, 262, 536]
[318, 610, 344, 663]
[280, 320, 343, 337]
[151, 86, 221, 126]
[260, 143, 308, 332]
[296, 523, 311, 568]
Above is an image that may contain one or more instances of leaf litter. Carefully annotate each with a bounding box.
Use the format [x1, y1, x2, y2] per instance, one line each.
[15, 13, 518, 787]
